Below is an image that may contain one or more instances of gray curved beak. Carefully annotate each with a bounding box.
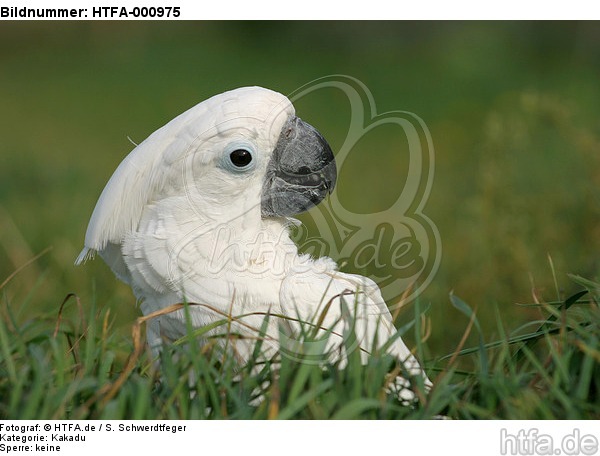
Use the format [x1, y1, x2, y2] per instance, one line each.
[261, 116, 337, 218]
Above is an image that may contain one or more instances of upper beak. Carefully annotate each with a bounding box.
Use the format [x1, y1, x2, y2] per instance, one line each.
[261, 116, 337, 218]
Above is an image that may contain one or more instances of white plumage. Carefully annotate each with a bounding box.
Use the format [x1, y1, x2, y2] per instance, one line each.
[77, 86, 429, 389]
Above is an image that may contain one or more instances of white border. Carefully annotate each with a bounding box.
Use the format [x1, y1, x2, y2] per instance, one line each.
[1, 421, 599, 456]
[0, 0, 597, 20]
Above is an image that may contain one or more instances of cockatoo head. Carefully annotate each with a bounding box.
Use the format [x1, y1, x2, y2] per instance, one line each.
[77, 87, 336, 262]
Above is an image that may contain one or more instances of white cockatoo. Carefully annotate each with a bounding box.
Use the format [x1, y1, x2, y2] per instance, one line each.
[76, 86, 429, 392]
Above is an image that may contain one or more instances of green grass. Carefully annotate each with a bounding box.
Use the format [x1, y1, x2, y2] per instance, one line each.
[1, 266, 598, 419]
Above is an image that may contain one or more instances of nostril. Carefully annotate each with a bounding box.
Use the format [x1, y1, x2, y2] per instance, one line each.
[297, 166, 312, 175]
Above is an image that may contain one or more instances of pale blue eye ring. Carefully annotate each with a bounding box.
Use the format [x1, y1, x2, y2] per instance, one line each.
[222, 141, 257, 173]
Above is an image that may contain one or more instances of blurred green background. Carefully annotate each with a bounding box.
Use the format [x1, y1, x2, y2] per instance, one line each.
[0, 22, 598, 357]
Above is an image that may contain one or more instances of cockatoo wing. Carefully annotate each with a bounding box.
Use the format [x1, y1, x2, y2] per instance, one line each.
[280, 261, 425, 376]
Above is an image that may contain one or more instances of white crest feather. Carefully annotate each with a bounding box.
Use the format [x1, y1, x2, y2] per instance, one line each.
[76, 87, 293, 264]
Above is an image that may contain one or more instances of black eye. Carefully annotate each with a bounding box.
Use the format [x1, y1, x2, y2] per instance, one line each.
[229, 149, 253, 168]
